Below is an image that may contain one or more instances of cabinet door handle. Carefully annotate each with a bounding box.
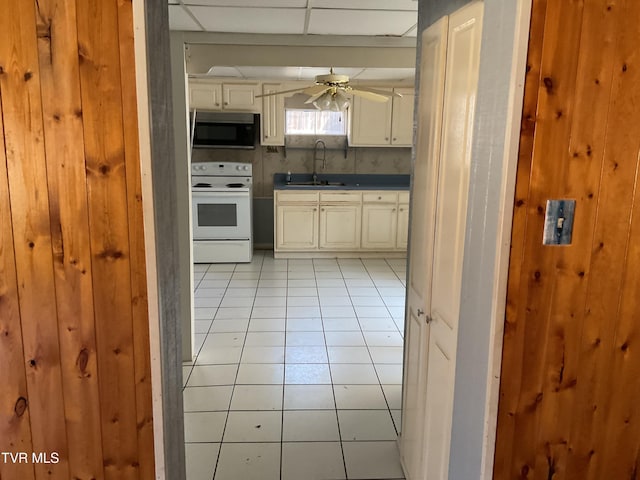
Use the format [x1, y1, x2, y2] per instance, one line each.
[385, 137, 389, 141]
[378, 196, 382, 200]
[313, 208, 317, 211]
[393, 137, 397, 141]
[224, 102, 228, 105]
[321, 208, 325, 212]
[392, 208, 396, 212]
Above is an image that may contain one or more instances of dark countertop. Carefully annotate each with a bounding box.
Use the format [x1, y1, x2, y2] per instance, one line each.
[273, 173, 410, 191]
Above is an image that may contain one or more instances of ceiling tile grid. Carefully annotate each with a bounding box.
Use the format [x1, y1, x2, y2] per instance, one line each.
[203, 66, 415, 82]
[169, 0, 418, 36]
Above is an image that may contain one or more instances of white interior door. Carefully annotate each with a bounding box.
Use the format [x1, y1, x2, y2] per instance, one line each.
[424, 3, 484, 479]
[401, 16, 449, 480]
[401, 2, 483, 479]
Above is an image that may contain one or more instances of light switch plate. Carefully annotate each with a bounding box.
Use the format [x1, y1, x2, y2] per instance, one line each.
[543, 199, 576, 245]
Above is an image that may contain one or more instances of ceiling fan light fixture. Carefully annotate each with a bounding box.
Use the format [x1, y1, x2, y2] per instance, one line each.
[312, 92, 332, 110]
[313, 90, 350, 111]
[334, 90, 350, 110]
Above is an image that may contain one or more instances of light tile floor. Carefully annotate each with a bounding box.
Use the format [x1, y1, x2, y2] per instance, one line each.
[183, 251, 406, 480]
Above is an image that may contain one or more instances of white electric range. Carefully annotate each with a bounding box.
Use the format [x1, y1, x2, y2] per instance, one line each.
[191, 161, 253, 263]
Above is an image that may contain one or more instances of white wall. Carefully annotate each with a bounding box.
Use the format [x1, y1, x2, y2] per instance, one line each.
[169, 32, 195, 362]
[181, 33, 416, 74]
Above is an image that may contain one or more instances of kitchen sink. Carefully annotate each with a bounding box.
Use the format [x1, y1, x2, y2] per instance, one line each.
[286, 180, 346, 187]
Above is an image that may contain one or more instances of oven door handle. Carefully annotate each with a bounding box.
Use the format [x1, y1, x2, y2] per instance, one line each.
[192, 189, 250, 195]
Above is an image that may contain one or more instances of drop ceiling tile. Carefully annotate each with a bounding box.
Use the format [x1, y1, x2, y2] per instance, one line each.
[308, 9, 417, 36]
[237, 66, 303, 80]
[168, 5, 202, 31]
[353, 67, 416, 81]
[188, 6, 306, 34]
[298, 67, 364, 79]
[312, 0, 418, 11]
[199, 66, 415, 82]
[185, 0, 307, 6]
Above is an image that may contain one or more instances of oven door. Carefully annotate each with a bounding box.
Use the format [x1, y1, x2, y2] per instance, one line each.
[192, 190, 251, 240]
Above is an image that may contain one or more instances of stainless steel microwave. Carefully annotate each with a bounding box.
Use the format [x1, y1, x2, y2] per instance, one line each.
[191, 112, 258, 149]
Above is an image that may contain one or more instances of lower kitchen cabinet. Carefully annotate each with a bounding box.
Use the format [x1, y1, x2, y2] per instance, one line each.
[274, 189, 408, 257]
[396, 203, 409, 249]
[361, 204, 398, 249]
[275, 204, 318, 250]
[319, 205, 361, 250]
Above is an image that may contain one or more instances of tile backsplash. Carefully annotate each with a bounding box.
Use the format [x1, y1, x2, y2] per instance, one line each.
[191, 136, 411, 197]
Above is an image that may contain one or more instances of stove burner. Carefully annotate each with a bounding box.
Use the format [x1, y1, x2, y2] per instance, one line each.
[226, 183, 245, 188]
[194, 182, 211, 188]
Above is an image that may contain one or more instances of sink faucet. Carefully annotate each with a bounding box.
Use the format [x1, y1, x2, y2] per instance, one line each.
[312, 139, 326, 184]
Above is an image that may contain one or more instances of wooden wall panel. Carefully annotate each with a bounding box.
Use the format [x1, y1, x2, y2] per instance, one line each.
[75, 0, 143, 478]
[35, 1, 105, 478]
[495, 1, 547, 474]
[0, 0, 155, 478]
[0, 78, 36, 480]
[495, 0, 640, 479]
[0, 1, 70, 478]
[116, 1, 156, 478]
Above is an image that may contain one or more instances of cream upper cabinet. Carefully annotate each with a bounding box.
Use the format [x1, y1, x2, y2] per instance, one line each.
[350, 92, 393, 146]
[188, 79, 260, 112]
[349, 88, 414, 147]
[189, 80, 223, 110]
[223, 84, 260, 112]
[391, 88, 415, 145]
[261, 83, 285, 146]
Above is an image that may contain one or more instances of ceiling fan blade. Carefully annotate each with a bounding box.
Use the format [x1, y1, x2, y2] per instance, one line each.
[303, 84, 332, 96]
[351, 86, 400, 98]
[350, 88, 391, 102]
[255, 87, 307, 98]
[304, 86, 332, 104]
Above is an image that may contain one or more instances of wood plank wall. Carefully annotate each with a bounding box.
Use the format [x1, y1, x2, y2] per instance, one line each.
[494, 0, 640, 478]
[0, 1, 155, 479]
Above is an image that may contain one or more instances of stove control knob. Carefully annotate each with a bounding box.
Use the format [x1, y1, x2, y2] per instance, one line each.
[236, 166, 242, 170]
[244, 166, 249, 171]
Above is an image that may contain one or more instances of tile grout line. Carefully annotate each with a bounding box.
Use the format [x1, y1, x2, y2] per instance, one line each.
[366, 259, 404, 435]
[184, 263, 231, 389]
[279, 256, 289, 480]
[209, 261, 240, 480]
[322, 258, 349, 480]
[345, 259, 401, 439]
[211, 257, 262, 480]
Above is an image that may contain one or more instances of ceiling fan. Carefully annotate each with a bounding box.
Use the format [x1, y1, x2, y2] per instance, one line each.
[256, 68, 401, 110]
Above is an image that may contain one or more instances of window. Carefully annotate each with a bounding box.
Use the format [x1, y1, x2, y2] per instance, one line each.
[285, 110, 347, 135]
